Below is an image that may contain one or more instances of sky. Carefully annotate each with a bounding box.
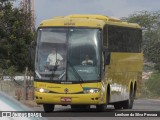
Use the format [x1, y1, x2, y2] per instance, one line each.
[15, 0, 160, 28]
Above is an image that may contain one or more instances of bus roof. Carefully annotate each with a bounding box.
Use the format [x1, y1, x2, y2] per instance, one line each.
[39, 14, 141, 29]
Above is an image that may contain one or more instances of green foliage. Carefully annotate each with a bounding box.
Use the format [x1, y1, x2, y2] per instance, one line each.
[0, 0, 35, 72]
[123, 11, 160, 71]
[146, 42, 160, 64]
[141, 83, 152, 98]
[4, 66, 17, 77]
[145, 73, 160, 96]
[154, 63, 160, 71]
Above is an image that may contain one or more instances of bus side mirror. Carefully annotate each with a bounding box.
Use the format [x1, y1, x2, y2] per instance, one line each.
[105, 49, 110, 65]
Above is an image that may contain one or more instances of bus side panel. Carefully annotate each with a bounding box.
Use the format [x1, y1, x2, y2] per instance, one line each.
[107, 52, 143, 103]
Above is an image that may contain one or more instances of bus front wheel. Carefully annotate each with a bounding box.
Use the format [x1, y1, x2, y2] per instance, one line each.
[96, 91, 109, 112]
[96, 104, 107, 112]
[43, 104, 55, 112]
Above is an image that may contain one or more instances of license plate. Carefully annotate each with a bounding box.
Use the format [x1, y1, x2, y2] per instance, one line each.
[61, 97, 72, 102]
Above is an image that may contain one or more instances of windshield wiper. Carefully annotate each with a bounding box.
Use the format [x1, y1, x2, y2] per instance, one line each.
[67, 61, 84, 82]
[58, 71, 66, 80]
[35, 71, 42, 79]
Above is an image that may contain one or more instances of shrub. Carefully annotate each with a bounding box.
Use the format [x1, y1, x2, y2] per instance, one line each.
[145, 72, 160, 97]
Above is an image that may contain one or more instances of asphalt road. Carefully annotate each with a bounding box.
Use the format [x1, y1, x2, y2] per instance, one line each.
[33, 99, 160, 120]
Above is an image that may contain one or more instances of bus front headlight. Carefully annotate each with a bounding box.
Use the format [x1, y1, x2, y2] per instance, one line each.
[83, 88, 100, 94]
[35, 88, 50, 93]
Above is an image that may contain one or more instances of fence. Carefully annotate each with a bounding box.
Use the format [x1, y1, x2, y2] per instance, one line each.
[0, 80, 34, 101]
[0, 68, 34, 101]
[0, 80, 16, 97]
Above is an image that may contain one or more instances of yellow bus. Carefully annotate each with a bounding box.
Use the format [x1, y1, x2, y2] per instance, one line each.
[34, 14, 143, 112]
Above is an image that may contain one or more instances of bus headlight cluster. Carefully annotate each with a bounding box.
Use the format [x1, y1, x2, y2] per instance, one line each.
[83, 88, 100, 94]
[35, 88, 50, 93]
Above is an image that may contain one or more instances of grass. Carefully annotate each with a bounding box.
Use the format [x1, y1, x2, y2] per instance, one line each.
[142, 72, 160, 98]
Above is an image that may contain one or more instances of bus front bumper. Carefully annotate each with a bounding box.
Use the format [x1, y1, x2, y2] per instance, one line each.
[35, 92, 103, 105]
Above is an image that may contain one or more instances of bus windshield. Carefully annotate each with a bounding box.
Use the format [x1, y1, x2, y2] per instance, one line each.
[35, 28, 101, 82]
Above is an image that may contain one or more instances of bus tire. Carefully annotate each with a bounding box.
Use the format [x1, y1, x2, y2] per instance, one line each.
[43, 104, 55, 112]
[96, 104, 107, 112]
[96, 88, 110, 112]
[133, 83, 137, 99]
[123, 87, 134, 109]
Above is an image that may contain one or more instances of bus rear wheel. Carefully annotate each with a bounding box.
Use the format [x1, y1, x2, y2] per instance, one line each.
[123, 88, 134, 109]
[43, 104, 55, 112]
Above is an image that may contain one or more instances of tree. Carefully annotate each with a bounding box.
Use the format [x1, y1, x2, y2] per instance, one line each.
[0, 0, 35, 72]
[122, 11, 160, 71]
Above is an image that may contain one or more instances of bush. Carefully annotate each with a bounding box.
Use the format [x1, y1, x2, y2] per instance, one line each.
[145, 72, 160, 97]
[154, 63, 160, 72]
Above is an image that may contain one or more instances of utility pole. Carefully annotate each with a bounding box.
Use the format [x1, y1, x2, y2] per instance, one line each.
[20, 0, 35, 100]
[21, 0, 35, 31]
[24, 67, 28, 100]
